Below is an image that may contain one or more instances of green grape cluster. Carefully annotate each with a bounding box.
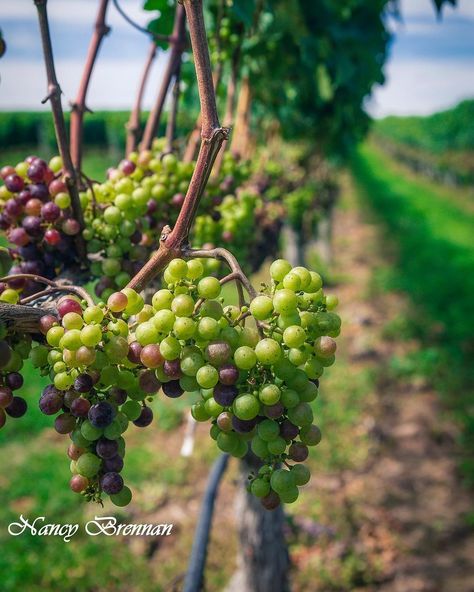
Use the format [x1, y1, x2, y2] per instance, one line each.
[127, 257, 340, 510]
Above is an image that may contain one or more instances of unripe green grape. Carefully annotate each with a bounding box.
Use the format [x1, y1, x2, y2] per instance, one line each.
[102, 258, 121, 277]
[197, 276, 222, 299]
[249, 295, 273, 320]
[181, 352, 205, 376]
[233, 394, 260, 420]
[270, 259, 292, 282]
[200, 387, 214, 401]
[135, 322, 159, 346]
[304, 357, 324, 379]
[307, 271, 323, 293]
[153, 309, 175, 332]
[104, 420, 122, 440]
[234, 346, 257, 370]
[210, 424, 220, 440]
[251, 435, 269, 459]
[287, 402, 313, 427]
[191, 400, 211, 421]
[273, 358, 296, 381]
[204, 397, 224, 417]
[104, 335, 129, 362]
[251, 478, 271, 498]
[217, 431, 239, 453]
[280, 388, 300, 408]
[286, 368, 310, 391]
[282, 272, 302, 291]
[136, 305, 155, 324]
[80, 324, 102, 347]
[121, 288, 144, 315]
[47, 326, 65, 347]
[299, 381, 319, 403]
[110, 486, 132, 507]
[291, 463, 311, 485]
[198, 317, 220, 340]
[278, 486, 299, 504]
[30, 345, 48, 367]
[257, 419, 280, 442]
[186, 259, 204, 279]
[171, 294, 194, 317]
[319, 354, 335, 367]
[200, 299, 224, 320]
[220, 326, 240, 349]
[62, 312, 84, 330]
[180, 375, 199, 392]
[173, 317, 196, 340]
[232, 439, 249, 458]
[196, 365, 219, 389]
[167, 258, 188, 279]
[255, 338, 281, 365]
[277, 312, 301, 329]
[299, 424, 322, 446]
[288, 348, 309, 366]
[259, 384, 281, 405]
[108, 319, 129, 338]
[54, 371, 74, 390]
[82, 306, 104, 324]
[273, 289, 298, 314]
[292, 267, 311, 290]
[76, 452, 101, 478]
[270, 468, 296, 494]
[238, 327, 259, 348]
[325, 294, 339, 310]
[283, 325, 306, 348]
[267, 436, 287, 455]
[159, 336, 181, 360]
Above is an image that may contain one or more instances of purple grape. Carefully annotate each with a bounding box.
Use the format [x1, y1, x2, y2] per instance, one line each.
[127, 342, 142, 364]
[120, 159, 136, 175]
[63, 390, 79, 408]
[27, 161, 46, 182]
[22, 215, 42, 236]
[39, 389, 63, 415]
[7, 276, 26, 290]
[218, 364, 239, 385]
[138, 370, 161, 394]
[71, 397, 91, 418]
[102, 454, 124, 473]
[5, 396, 28, 418]
[5, 372, 23, 391]
[96, 438, 119, 459]
[17, 189, 32, 206]
[21, 260, 44, 275]
[280, 419, 300, 441]
[162, 380, 184, 399]
[232, 416, 258, 434]
[4, 174, 24, 193]
[0, 387, 13, 408]
[205, 341, 231, 366]
[8, 227, 30, 246]
[41, 201, 60, 222]
[133, 406, 153, 427]
[109, 387, 127, 405]
[288, 442, 309, 462]
[29, 183, 49, 201]
[74, 373, 93, 393]
[88, 401, 115, 428]
[0, 214, 12, 230]
[163, 359, 181, 379]
[5, 198, 23, 218]
[55, 412, 76, 434]
[213, 383, 238, 407]
[264, 403, 284, 419]
[130, 230, 142, 244]
[100, 472, 124, 495]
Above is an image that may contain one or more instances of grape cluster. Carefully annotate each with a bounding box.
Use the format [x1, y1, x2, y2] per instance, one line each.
[0, 157, 81, 295]
[0, 324, 30, 430]
[33, 292, 157, 506]
[127, 257, 339, 510]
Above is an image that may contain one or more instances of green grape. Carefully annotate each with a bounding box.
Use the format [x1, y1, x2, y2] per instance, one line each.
[259, 384, 281, 405]
[80, 324, 102, 347]
[273, 289, 298, 314]
[287, 402, 313, 427]
[167, 258, 188, 279]
[280, 388, 300, 408]
[187, 259, 204, 279]
[267, 437, 287, 455]
[234, 346, 257, 370]
[251, 478, 271, 498]
[204, 397, 224, 417]
[216, 431, 239, 453]
[191, 401, 211, 421]
[283, 325, 306, 348]
[81, 420, 103, 441]
[233, 394, 260, 420]
[181, 352, 205, 376]
[159, 336, 181, 360]
[76, 453, 101, 478]
[291, 463, 311, 485]
[135, 322, 159, 346]
[299, 424, 322, 446]
[110, 486, 132, 507]
[173, 317, 196, 340]
[251, 435, 269, 458]
[196, 365, 219, 389]
[292, 266, 311, 290]
[282, 272, 302, 291]
[270, 259, 292, 281]
[171, 294, 195, 317]
[198, 317, 220, 340]
[270, 469, 295, 494]
[249, 295, 273, 320]
[255, 338, 281, 365]
[153, 309, 175, 332]
[257, 419, 280, 442]
[198, 276, 221, 299]
[152, 289, 174, 311]
[278, 486, 299, 504]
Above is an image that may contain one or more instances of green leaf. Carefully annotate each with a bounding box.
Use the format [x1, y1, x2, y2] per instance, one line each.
[230, 0, 256, 27]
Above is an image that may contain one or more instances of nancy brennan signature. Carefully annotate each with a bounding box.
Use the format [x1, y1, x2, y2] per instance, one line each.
[7, 515, 173, 543]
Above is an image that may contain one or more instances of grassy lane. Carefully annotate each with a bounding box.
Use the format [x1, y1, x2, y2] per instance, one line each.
[351, 142, 474, 481]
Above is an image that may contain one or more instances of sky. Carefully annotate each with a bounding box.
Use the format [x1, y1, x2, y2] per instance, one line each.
[0, 0, 473, 118]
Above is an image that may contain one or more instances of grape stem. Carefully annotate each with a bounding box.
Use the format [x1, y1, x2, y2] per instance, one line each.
[70, 0, 111, 174]
[140, 3, 187, 151]
[126, 41, 158, 155]
[0, 273, 95, 306]
[127, 0, 229, 293]
[33, 0, 88, 265]
[184, 247, 256, 300]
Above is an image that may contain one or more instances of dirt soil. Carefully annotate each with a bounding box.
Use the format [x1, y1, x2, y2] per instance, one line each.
[313, 187, 474, 592]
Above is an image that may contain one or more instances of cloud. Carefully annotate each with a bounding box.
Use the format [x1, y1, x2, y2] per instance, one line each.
[367, 58, 474, 117]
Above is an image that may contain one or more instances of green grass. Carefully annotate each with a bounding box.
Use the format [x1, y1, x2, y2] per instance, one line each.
[351, 141, 474, 481]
